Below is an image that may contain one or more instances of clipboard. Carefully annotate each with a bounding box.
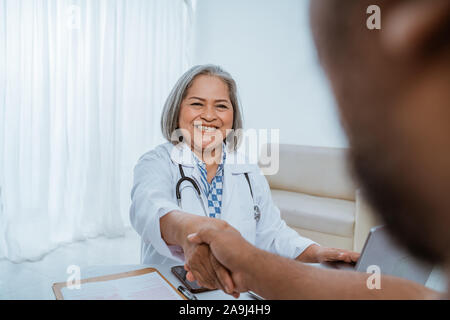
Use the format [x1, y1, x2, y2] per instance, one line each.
[52, 267, 187, 300]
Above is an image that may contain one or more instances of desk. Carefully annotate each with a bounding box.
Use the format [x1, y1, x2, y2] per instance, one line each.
[80, 262, 255, 300]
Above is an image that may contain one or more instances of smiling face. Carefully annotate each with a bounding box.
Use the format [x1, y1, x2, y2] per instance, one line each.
[178, 74, 234, 157]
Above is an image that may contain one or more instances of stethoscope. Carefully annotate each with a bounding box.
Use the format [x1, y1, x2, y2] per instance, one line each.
[176, 164, 261, 222]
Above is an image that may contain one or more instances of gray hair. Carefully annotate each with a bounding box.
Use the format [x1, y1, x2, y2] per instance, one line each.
[160, 64, 244, 151]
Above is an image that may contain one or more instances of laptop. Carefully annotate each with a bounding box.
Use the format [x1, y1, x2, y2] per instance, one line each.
[321, 225, 433, 285]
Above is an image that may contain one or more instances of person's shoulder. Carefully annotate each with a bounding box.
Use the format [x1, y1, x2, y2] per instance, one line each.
[137, 142, 174, 163]
[225, 147, 263, 175]
[245, 163, 264, 175]
[133, 143, 177, 180]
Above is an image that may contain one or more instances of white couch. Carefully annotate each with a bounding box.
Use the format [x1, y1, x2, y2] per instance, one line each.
[260, 144, 379, 252]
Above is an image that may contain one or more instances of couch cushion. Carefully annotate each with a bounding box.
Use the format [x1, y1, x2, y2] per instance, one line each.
[271, 189, 355, 237]
[261, 144, 356, 201]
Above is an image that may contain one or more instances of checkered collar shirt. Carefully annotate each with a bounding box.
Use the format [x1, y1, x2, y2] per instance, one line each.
[192, 144, 226, 218]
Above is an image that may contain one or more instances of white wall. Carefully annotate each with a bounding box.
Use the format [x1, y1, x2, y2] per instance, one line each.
[192, 0, 348, 148]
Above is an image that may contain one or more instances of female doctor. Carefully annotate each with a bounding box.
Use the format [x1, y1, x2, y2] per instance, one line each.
[130, 64, 360, 294]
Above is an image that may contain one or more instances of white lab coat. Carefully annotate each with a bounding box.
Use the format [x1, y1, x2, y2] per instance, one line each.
[130, 142, 316, 265]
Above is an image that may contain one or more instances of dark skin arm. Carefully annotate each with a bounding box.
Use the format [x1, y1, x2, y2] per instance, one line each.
[187, 225, 441, 299]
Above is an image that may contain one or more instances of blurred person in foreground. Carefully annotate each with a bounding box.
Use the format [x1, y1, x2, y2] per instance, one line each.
[186, 0, 450, 299]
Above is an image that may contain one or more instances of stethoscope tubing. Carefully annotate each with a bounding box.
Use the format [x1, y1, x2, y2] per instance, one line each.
[176, 165, 209, 216]
[176, 164, 260, 222]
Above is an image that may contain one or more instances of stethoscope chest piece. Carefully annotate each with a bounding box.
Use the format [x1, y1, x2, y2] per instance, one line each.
[254, 205, 261, 222]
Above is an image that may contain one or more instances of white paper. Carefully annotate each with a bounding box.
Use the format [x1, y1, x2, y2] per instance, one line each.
[61, 272, 183, 300]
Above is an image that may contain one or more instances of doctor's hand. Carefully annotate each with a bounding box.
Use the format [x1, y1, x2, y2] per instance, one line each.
[296, 244, 360, 264]
[160, 211, 236, 294]
[181, 219, 237, 295]
[186, 223, 258, 298]
[182, 240, 235, 294]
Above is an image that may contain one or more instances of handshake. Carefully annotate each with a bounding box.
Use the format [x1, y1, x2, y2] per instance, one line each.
[181, 218, 360, 299]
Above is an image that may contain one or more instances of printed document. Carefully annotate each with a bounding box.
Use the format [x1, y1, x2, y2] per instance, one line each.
[61, 271, 183, 300]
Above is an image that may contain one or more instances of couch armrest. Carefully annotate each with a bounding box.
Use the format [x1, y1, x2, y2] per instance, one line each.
[353, 189, 381, 252]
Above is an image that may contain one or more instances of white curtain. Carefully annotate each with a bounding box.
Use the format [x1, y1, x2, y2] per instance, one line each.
[0, 0, 193, 262]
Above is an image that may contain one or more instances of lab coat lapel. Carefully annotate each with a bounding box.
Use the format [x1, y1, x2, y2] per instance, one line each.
[222, 149, 253, 220]
[185, 148, 209, 214]
[170, 143, 204, 188]
[170, 143, 209, 216]
[169, 142, 194, 167]
[221, 163, 237, 220]
[182, 167, 209, 217]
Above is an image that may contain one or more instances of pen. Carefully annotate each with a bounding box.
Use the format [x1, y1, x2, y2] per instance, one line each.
[247, 290, 264, 300]
[178, 285, 198, 300]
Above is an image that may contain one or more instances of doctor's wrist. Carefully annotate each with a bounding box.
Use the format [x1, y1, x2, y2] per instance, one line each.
[295, 244, 321, 263]
[161, 210, 202, 248]
[178, 213, 219, 248]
